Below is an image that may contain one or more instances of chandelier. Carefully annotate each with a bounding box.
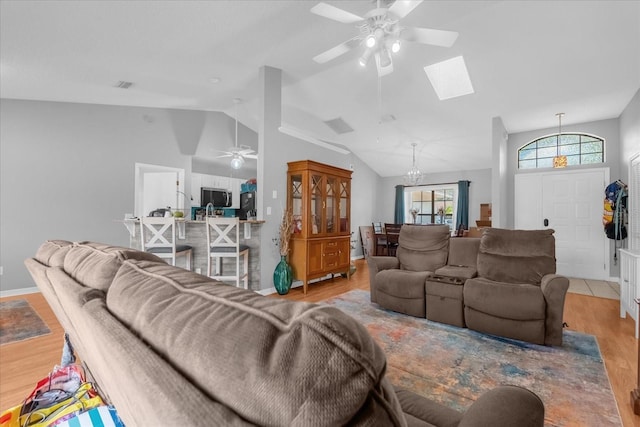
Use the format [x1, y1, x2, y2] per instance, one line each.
[404, 143, 423, 186]
[553, 113, 567, 168]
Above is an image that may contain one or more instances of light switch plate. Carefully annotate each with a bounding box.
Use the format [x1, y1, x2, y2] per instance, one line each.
[272, 190, 277, 199]
[267, 206, 272, 215]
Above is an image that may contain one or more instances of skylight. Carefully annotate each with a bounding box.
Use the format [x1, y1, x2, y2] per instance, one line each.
[424, 56, 474, 100]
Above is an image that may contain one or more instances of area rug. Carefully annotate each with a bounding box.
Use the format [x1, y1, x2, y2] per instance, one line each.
[321, 290, 621, 427]
[0, 299, 51, 345]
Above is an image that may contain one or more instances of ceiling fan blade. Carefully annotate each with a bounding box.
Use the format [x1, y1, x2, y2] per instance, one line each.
[375, 52, 394, 77]
[311, 2, 363, 24]
[387, 0, 424, 20]
[401, 27, 458, 47]
[243, 154, 258, 160]
[313, 37, 361, 64]
[215, 154, 232, 159]
[238, 148, 256, 156]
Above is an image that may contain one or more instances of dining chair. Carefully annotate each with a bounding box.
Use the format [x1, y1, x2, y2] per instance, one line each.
[206, 217, 249, 289]
[140, 216, 192, 270]
[384, 223, 402, 257]
[372, 222, 387, 256]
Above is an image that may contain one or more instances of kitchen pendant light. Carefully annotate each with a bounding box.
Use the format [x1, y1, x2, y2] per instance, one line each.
[404, 143, 423, 186]
[553, 113, 567, 168]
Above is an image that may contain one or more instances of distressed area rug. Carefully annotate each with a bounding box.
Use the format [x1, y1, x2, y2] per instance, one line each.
[321, 290, 620, 427]
[0, 299, 51, 345]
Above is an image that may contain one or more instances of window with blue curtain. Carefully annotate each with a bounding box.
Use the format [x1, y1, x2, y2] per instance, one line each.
[404, 184, 458, 228]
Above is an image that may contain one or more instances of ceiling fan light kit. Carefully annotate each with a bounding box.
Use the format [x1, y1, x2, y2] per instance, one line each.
[214, 98, 258, 171]
[311, 0, 459, 77]
[230, 154, 245, 170]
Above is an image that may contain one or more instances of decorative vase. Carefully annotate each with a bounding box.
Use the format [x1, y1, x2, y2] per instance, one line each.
[273, 255, 293, 295]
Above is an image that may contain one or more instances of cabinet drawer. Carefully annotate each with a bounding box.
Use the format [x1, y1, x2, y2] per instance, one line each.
[324, 253, 340, 268]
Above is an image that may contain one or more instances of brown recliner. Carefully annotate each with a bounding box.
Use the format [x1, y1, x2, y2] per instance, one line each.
[368, 224, 450, 317]
[463, 228, 569, 346]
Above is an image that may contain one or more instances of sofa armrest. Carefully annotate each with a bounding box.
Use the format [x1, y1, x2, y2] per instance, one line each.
[540, 274, 570, 346]
[458, 385, 544, 427]
[368, 256, 400, 303]
[394, 387, 462, 427]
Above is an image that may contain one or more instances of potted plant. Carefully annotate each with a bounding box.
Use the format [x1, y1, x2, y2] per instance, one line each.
[273, 209, 294, 295]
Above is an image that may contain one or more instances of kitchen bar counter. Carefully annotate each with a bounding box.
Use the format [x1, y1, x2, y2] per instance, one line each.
[117, 218, 265, 290]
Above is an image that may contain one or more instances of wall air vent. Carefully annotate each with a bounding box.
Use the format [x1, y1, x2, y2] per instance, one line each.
[115, 81, 134, 89]
[323, 117, 354, 135]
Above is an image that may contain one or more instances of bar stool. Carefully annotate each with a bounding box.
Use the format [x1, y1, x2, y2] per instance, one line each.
[140, 216, 192, 270]
[206, 217, 249, 289]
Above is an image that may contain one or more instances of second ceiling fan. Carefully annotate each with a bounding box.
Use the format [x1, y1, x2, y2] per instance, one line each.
[311, 0, 458, 76]
[216, 98, 258, 170]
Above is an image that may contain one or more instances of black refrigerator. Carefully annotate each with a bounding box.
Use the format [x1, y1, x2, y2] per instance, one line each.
[238, 191, 256, 219]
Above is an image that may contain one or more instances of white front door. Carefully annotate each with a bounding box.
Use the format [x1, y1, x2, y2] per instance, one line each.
[515, 168, 609, 280]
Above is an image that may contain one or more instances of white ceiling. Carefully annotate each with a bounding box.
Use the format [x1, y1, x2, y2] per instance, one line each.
[1, 0, 638, 177]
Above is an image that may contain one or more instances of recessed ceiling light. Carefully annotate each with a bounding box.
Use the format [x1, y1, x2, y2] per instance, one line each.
[209, 77, 221, 84]
[424, 56, 474, 100]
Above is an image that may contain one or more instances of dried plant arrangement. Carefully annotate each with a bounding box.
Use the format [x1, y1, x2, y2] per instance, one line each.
[279, 209, 294, 257]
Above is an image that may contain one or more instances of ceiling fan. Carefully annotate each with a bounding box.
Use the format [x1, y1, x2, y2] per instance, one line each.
[215, 98, 258, 170]
[311, 0, 459, 76]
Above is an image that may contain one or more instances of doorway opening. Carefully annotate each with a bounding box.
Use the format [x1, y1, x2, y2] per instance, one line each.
[134, 163, 186, 218]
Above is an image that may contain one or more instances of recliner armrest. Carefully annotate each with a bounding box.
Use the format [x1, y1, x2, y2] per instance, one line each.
[458, 385, 545, 427]
[367, 256, 400, 303]
[368, 256, 400, 274]
[540, 274, 569, 346]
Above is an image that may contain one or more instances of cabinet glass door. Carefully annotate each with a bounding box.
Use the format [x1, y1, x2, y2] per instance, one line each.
[290, 174, 303, 234]
[339, 178, 350, 233]
[310, 174, 323, 235]
[326, 176, 336, 234]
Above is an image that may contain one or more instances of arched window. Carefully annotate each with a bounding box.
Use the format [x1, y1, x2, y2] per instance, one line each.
[518, 133, 605, 169]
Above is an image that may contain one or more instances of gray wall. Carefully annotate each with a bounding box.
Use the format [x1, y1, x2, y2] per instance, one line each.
[377, 169, 493, 226]
[491, 117, 509, 228]
[619, 89, 640, 184]
[0, 98, 381, 294]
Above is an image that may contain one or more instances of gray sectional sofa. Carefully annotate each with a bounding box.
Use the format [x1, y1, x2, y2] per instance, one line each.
[368, 226, 570, 346]
[25, 240, 545, 426]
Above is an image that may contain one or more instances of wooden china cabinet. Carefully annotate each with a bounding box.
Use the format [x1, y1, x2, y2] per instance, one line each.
[287, 160, 352, 294]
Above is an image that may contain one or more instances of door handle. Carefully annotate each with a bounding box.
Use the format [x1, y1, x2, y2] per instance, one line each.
[544, 218, 549, 227]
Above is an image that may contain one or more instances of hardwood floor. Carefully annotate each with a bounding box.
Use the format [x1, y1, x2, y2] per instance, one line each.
[1, 259, 638, 426]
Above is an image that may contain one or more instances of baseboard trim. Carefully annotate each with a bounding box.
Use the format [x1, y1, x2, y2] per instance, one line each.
[256, 280, 304, 296]
[0, 286, 39, 298]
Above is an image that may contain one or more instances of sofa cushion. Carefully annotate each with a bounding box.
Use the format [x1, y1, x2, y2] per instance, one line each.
[477, 228, 556, 284]
[447, 238, 480, 269]
[63, 241, 164, 291]
[376, 270, 431, 299]
[106, 259, 406, 426]
[78, 298, 247, 427]
[396, 225, 450, 272]
[463, 277, 545, 320]
[34, 240, 73, 267]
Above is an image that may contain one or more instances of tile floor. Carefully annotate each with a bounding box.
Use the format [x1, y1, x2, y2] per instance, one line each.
[567, 278, 620, 300]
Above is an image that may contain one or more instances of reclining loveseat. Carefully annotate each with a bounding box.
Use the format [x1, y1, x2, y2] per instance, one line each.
[368, 226, 569, 346]
[25, 239, 545, 426]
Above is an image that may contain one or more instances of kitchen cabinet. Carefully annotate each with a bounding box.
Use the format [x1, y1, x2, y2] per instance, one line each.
[287, 160, 352, 294]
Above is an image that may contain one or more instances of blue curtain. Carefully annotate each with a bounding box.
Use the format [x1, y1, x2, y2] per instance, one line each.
[394, 185, 404, 224]
[456, 180, 470, 229]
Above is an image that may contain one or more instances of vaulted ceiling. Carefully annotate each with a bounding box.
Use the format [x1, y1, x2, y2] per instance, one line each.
[1, 1, 638, 177]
